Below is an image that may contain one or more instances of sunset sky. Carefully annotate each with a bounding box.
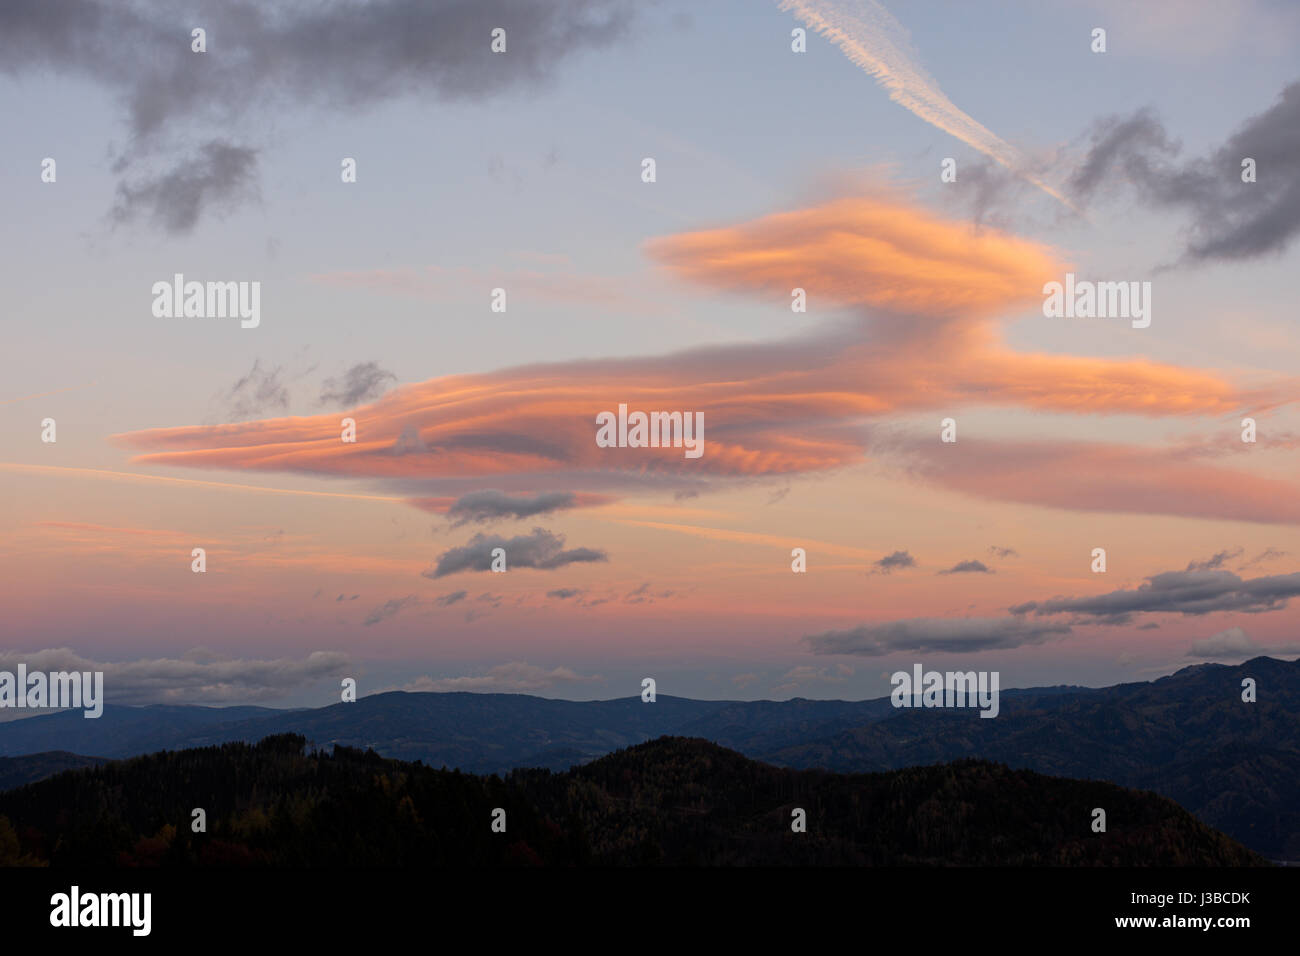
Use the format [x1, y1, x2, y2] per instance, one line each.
[3, 0, 1299, 710]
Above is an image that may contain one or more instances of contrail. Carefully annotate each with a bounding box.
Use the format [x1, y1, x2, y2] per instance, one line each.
[0, 382, 97, 406]
[0, 462, 404, 503]
[780, 0, 1075, 210]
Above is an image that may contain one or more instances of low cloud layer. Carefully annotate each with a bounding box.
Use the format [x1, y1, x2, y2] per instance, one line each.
[803, 616, 1072, 656]
[1186, 626, 1300, 660]
[396, 661, 600, 693]
[0, 647, 349, 705]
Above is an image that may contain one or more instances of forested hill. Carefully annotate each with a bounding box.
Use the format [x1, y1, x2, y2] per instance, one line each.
[0, 734, 1265, 867]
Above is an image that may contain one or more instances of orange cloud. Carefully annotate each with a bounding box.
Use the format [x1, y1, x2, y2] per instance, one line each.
[109, 191, 1280, 521]
[895, 438, 1300, 525]
[644, 195, 1063, 319]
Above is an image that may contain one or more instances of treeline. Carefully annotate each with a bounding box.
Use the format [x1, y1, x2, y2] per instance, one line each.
[0, 734, 1266, 867]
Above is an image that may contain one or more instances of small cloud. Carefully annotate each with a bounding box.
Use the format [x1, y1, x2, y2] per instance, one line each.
[988, 545, 1018, 559]
[872, 550, 916, 574]
[223, 359, 289, 421]
[363, 595, 418, 626]
[939, 559, 994, 575]
[435, 590, 468, 607]
[110, 140, 259, 235]
[1187, 626, 1256, 659]
[547, 588, 584, 600]
[424, 528, 608, 578]
[319, 361, 397, 407]
[1240, 547, 1288, 570]
[1185, 548, 1244, 571]
[624, 582, 674, 604]
[446, 490, 580, 527]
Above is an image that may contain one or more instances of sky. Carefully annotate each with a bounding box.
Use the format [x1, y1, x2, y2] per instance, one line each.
[2, 0, 1300, 711]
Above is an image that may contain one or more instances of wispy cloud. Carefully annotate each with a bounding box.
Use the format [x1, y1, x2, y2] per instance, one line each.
[320, 362, 397, 408]
[394, 662, 601, 694]
[778, 0, 1073, 208]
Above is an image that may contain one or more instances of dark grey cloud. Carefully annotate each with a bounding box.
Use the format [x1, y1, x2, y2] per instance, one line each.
[109, 139, 259, 234]
[224, 359, 289, 421]
[319, 361, 397, 408]
[1186, 548, 1243, 571]
[436, 589, 468, 607]
[939, 559, 993, 575]
[803, 617, 1071, 657]
[1, 0, 640, 230]
[446, 490, 578, 527]
[363, 595, 419, 625]
[1068, 81, 1300, 262]
[547, 587, 584, 600]
[1012, 569, 1300, 620]
[872, 549, 916, 574]
[336, 593, 359, 602]
[424, 527, 606, 577]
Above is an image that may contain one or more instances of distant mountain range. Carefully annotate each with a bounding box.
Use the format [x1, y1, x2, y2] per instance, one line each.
[0, 734, 1265, 866]
[1, 656, 1295, 858]
[0, 751, 106, 791]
